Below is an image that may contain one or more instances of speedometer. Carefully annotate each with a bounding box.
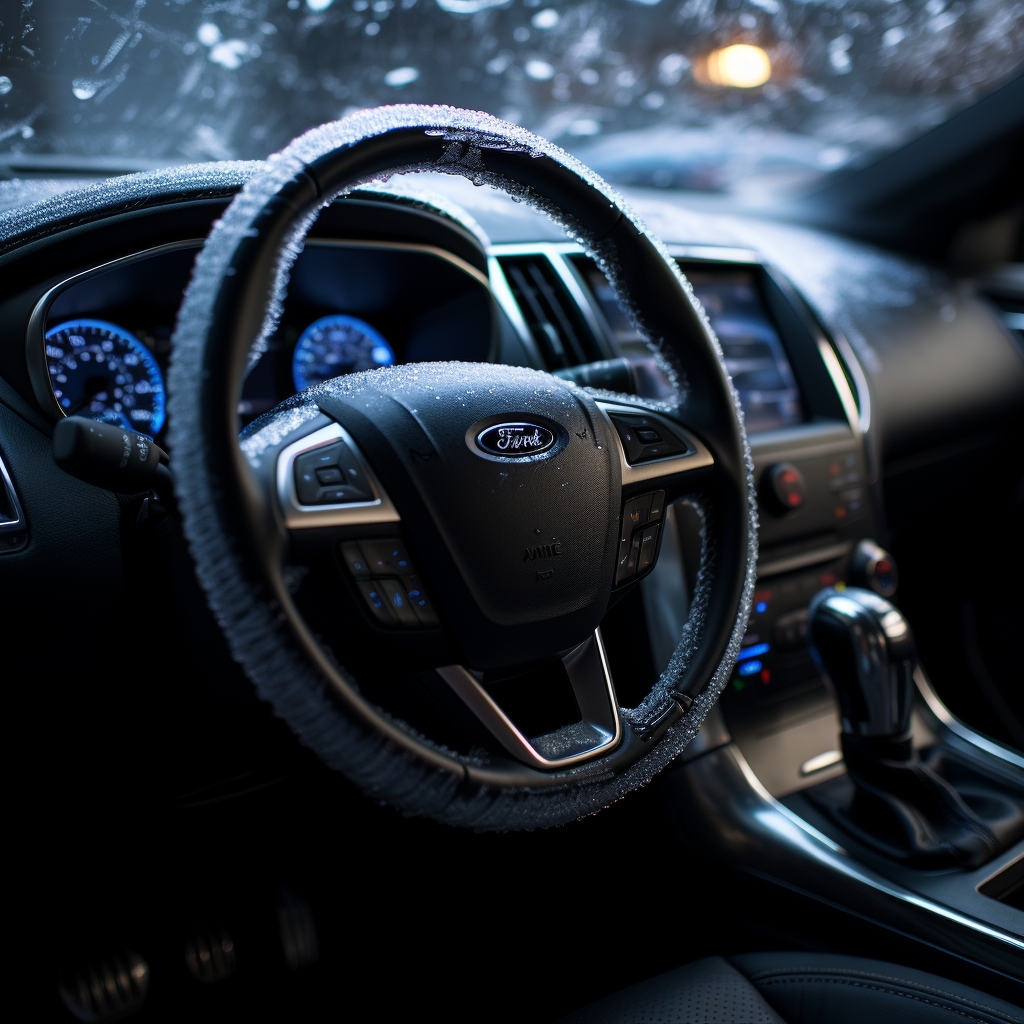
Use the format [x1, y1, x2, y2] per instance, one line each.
[291, 314, 395, 392]
[45, 319, 166, 436]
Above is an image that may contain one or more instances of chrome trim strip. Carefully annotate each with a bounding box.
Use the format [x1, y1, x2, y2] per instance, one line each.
[276, 422, 400, 529]
[0, 443, 26, 534]
[596, 401, 714, 485]
[546, 250, 611, 355]
[25, 239, 205, 419]
[817, 339, 862, 439]
[487, 255, 545, 367]
[730, 743, 1024, 951]
[915, 666, 1024, 771]
[437, 629, 621, 770]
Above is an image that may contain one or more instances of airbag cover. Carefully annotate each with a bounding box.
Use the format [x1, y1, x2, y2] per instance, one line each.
[314, 362, 620, 667]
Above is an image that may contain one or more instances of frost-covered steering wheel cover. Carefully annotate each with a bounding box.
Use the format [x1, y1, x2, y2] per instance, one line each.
[168, 105, 757, 830]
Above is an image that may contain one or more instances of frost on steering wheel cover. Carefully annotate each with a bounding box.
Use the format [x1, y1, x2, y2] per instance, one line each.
[168, 104, 757, 830]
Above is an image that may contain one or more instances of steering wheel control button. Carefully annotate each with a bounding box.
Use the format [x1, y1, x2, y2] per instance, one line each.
[361, 539, 413, 575]
[294, 442, 373, 505]
[380, 579, 420, 627]
[341, 538, 437, 628]
[608, 412, 691, 464]
[340, 541, 370, 577]
[357, 581, 396, 624]
[637, 523, 660, 573]
[763, 462, 806, 514]
[623, 493, 652, 528]
[405, 576, 439, 626]
[615, 490, 668, 585]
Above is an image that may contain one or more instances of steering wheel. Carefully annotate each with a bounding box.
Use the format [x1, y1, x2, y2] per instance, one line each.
[168, 106, 756, 830]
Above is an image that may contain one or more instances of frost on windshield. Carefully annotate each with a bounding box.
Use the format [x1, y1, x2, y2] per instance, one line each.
[1, 0, 1022, 199]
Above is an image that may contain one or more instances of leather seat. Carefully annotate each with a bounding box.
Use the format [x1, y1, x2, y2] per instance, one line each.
[558, 952, 1024, 1024]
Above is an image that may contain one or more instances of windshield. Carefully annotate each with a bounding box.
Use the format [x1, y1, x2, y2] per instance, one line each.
[1, 0, 1022, 200]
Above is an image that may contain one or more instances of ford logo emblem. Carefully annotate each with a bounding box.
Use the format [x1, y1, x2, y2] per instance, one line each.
[476, 422, 555, 458]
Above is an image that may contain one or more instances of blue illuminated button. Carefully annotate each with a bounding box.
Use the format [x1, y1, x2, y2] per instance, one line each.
[738, 642, 770, 661]
[381, 579, 419, 627]
[362, 539, 414, 576]
[340, 541, 370, 577]
[356, 581, 395, 625]
[405, 575, 439, 627]
[756, 601, 768, 614]
[738, 659, 762, 677]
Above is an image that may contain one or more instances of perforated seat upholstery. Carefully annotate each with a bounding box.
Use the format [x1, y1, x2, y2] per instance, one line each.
[557, 952, 1024, 1024]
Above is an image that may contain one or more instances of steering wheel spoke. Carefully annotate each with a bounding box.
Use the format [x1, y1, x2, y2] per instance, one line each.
[437, 630, 621, 770]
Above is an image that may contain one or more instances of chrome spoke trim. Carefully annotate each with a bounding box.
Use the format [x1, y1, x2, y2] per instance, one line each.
[437, 630, 621, 770]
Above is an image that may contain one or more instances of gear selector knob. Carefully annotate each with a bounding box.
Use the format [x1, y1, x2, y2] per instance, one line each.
[808, 587, 915, 738]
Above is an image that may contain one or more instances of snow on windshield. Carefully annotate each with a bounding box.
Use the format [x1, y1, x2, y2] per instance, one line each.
[1, 0, 1022, 199]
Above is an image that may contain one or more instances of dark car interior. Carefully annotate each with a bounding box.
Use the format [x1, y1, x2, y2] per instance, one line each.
[4, 21, 1024, 1022]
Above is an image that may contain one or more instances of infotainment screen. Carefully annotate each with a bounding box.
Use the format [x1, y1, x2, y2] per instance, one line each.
[576, 259, 804, 435]
[683, 268, 804, 435]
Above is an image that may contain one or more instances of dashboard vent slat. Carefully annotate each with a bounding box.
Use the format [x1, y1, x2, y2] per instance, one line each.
[497, 255, 601, 371]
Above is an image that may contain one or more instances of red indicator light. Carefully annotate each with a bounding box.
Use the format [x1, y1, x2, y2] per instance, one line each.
[835, 507, 847, 518]
[787, 493, 800, 506]
[820, 573, 837, 586]
[829, 462, 840, 475]
[761, 669, 771, 685]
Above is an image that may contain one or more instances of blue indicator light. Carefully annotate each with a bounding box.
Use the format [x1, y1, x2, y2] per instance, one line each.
[738, 660, 762, 677]
[756, 601, 768, 614]
[738, 642, 770, 661]
[392, 593, 404, 608]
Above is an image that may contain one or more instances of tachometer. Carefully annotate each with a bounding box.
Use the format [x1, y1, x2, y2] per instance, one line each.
[291, 314, 394, 392]
[45, 319, 166, 436]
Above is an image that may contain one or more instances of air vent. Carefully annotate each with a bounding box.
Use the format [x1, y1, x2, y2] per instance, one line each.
[496, 254, 602, 370]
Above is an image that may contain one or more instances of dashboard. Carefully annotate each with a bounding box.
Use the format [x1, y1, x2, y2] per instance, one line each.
[2, 173, 1023, 793]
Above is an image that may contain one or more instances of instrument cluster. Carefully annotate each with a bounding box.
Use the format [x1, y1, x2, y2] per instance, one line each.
[36, 240, 494, 443]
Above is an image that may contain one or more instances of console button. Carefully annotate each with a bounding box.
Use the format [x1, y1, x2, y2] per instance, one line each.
[357, 581, 396, 625]
[380, 579, 419, 627]
[340, 541, 370, 577]
[648, 490, 666, 521]
[763, 462, 806, 513]
[637, 523, 660, 573]
[361, 539, 414, 575]
[636, 428, 661, 444]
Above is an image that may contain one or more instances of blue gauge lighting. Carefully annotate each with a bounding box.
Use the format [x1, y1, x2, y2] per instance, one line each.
[292, 314, 395, 392]
[44, 318, 166, 436]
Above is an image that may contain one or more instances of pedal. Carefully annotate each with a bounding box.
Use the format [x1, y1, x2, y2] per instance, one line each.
[184, 920, 236, 984]
[58, 947, 148, 1022]
[276, 885, 318, 972]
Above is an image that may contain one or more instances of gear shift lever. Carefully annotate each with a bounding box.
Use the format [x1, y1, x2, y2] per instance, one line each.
[808, 588, 914, 739]
[808, 587, 1022, 868]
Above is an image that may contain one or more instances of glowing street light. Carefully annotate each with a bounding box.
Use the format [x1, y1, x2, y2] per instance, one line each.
[703, 44, 772, 88]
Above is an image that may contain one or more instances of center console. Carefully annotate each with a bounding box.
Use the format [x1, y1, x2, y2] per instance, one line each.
[491, 239, 1024, 993]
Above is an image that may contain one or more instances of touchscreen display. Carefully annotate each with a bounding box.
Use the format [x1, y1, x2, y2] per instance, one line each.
[684, 268, 804, 434]
[577, 259, 804, 434]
